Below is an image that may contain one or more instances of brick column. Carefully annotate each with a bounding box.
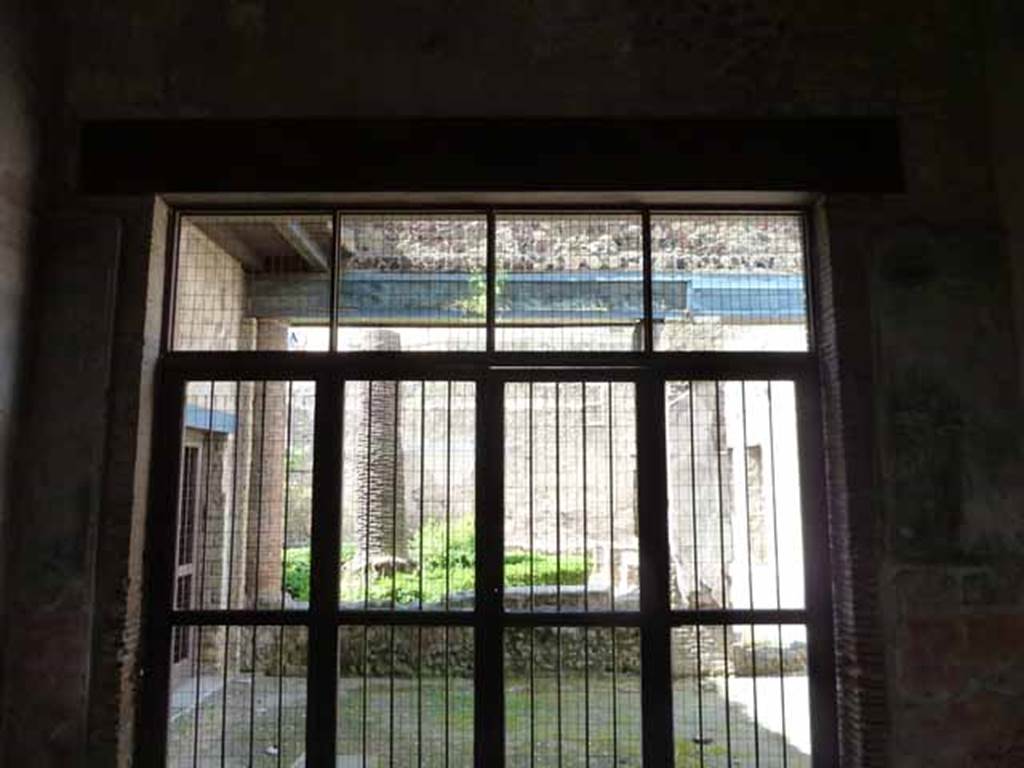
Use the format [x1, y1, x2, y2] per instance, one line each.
[246, 319, 289, 608]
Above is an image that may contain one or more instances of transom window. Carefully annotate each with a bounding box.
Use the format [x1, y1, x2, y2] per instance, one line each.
[145, 208, 835, 767]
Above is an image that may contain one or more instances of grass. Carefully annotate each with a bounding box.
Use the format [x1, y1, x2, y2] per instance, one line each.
[285, 518, 588, 606]
[168, 674, 809, 767]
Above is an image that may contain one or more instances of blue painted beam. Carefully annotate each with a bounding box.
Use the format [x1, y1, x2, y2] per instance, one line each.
[184, 405, 237, 434]
[250, 270, 806, 323]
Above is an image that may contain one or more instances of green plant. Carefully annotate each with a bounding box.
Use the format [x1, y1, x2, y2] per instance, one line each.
[284, 519, 589, 605]
[283, 543, 356, 603]
[453, 271, 506, 317]
[504, 551, 588, 587]
[283, 547, 311, 602]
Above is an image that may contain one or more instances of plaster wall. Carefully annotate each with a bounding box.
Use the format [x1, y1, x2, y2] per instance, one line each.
[0, 0, 40, 752]
[4, 0, 1023, 765]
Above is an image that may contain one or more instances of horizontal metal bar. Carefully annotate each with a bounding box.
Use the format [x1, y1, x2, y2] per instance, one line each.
[669, 608, 808, 626]
[170, 609, 484, 626]
[160, 351, 816, 382]
[336, 610, 477, 626]
[169, 203, 814, 216]
[161, 354, 487, 381]
[502, 611, 644, 627]
[487, 367, 648, 382]
[170, 610, 311, 626]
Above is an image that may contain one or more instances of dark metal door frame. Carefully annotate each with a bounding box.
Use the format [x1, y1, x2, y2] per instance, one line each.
[137, 205, 838, 767]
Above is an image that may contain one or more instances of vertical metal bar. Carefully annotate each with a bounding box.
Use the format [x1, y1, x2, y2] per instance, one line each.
[229, 380, 243, 610]
[581, 384, 590, 767]
[800, 210, 817, 352]
[529, 627, 535, 768]
[199, 381, 215, 607]
[306, 378, 342, 767]
[248, 625, 258, 765]
[582, 383, 589, 611]
[777, 624, 789, 768]
[417, 626, 424, 767]
[364, 382, 373, 607]
[344, 385, 348, 593]
[476, 377, 505, 767]
[584, 625, 591, 766]
[722, 624, 733, 763]
[528, 384, 536, 765]
[486, 210, 497, 352]
[529, 383, 534, 612]
[220, 624, 232, 768]
[767, 382, 790, 767]
[249, 382, 269, 766]
[556, 626, 562, 768]
[714, 382, 727, 611]
[192, 625, 203, 764]
[276, 623, 285, 768]
[330, 211, 341, 352]
[392, 382, 400, 610]
[275, 381, 294, 768]
[446, 381, 453, 609]
[741, 382, 754, 612]
[389, 624, 396, 767]
[611, 628, 619, 766]
[637, 375, 673, 767]
[196, 381, 217, 763]
[741, 382, 761, 766]
[768, 383, 784, 614]
[555, 382, 561, 611]
[642, 210, 654, 353]
[159, 210, 181, 354]
[796, 372, 839, 767]
[222, 381, 243, 767]
[607, 382, 616, 611]
[688, 381, 705, 764]
[137, 371, 184, 766]
[253, 380, 268, 609]
[714, 382, 733, 764]
[362, 625, 369, 766]
[445, 625, 451, 768]
[419, 382, 426, 610]
[609, 384, 619, 766]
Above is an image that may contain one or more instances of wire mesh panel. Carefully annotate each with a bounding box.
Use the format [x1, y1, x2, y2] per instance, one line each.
[671, 625, 810, 767]
[336, 214, 487, 351]
[337, 625, 474, 766]
[651, 214, 808, 352]
[504, 626, 642, 766]
[175, 381, 316, 612]
[166, 625, 307, 767]
[495, 214, 644, 351]
[504, 382, 640, 612]
[156, 208, 831, 768]
[174, 215, 334, 352]
[664, 381, 805, 612]
[340, 381, 476, 610]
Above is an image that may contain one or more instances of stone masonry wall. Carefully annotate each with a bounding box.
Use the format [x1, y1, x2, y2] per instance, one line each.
[4, 1, 1023, 765]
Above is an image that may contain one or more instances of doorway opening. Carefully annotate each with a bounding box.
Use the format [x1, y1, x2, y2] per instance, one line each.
[143, 208, 835, 766]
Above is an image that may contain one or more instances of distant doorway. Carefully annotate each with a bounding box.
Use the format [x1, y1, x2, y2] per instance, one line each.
[170, 444, 201, 684]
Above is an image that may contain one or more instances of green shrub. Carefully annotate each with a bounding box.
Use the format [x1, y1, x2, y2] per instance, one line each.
[283, 543, 356, 603]
[283, 519, 588, 605]
[283, 547, 311, 602]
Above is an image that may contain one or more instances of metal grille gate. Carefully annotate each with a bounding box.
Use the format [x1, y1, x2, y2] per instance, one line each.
[140, 208, 837, 767]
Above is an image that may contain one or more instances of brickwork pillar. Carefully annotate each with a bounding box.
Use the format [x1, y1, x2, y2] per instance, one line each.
[246, 319, 288, 608]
